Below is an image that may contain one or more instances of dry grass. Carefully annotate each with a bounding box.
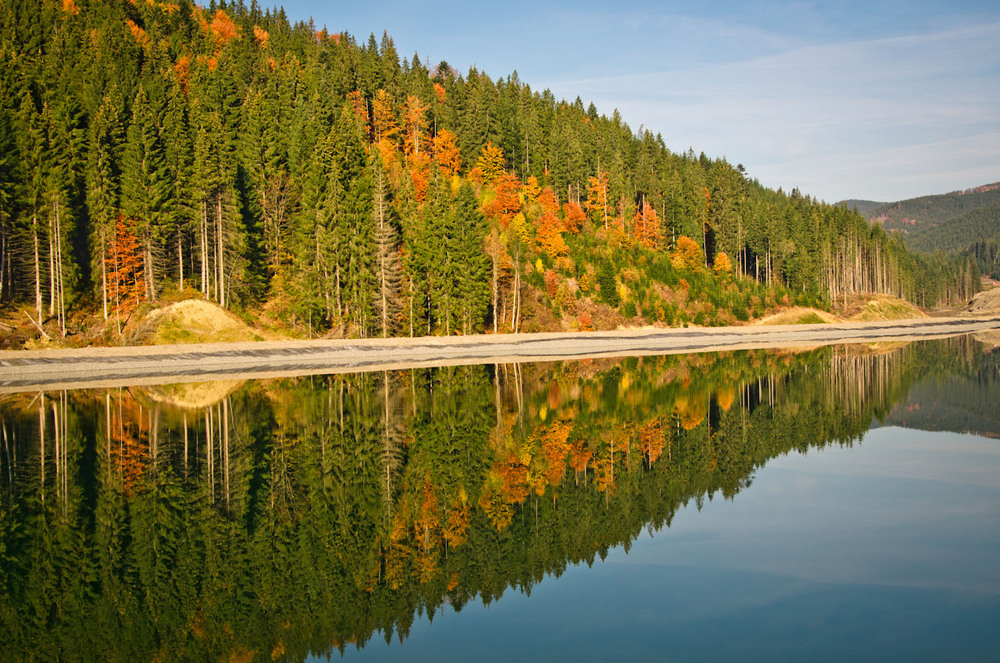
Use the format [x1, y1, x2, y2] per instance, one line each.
[754, 307, 842, 325]
[129, 299, 264, 345]
[847, 295, 928, 322]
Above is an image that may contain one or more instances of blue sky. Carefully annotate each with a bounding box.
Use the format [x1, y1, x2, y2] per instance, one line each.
[275, 1, 1000, 203]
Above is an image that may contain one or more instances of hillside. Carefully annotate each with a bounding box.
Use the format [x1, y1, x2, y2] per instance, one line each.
[864, 182, 1000, 233]
[906, 203, 1000, 279]
[0, 0, 980, 345]
[856, 184, 1000, 279]
[839, 199, 887, 216]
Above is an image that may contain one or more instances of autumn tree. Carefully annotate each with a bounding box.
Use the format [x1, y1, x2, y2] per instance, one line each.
[633, 200, 662, 249]
[432, 129, 461, 177]
[585, 170, 612, 229]
[402, 95, 429, 156]
[562, 201, 586, 234]
[672, 235, 705, 272]
[483, 171, 521, 229]
[107, 216, 145, 334]
[475, 141, 506, 184]
[536, 211, 568, 259]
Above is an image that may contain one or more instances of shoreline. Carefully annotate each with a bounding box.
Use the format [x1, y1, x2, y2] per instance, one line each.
[2, 316, 1000, 393]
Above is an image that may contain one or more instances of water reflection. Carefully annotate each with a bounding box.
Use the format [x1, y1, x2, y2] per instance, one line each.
[0, 337, 996, 661]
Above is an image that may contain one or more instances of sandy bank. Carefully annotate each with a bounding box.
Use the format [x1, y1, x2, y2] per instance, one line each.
[2, 316, 999, 393]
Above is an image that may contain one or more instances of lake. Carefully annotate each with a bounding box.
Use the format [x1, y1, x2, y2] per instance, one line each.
[1, 336, 998, 661]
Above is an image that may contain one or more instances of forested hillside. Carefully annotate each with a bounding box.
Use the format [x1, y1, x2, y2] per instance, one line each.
[0, 0, 980, 340]
[906, 203, 1000, 279]
[861, 184, 1000, 280]
[839, 199, 887, 216]
[866, 183, 1000, 232]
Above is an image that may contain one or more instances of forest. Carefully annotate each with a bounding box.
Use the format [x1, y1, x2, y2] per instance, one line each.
[0, 337, 989, 659]
[860, 184, 1000, 280]
[0, 0, 981, 341]
[906, 204, 1000, 280]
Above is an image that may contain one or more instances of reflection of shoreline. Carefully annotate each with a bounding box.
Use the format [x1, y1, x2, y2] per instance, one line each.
[2, 316, 1000, 393]
[141, 380, 245, 409]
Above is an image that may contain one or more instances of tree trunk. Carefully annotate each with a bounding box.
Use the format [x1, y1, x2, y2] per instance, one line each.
[101, 237, 108, 320]
[48, 214, 55, 317]
[144, 239, 155, 303]
[216, 195, 225, 308]
[200, 200, 208, 297]
[54, 200, 65, 336]
[178, 233, 184, 292]
[491, 249, 498, 334]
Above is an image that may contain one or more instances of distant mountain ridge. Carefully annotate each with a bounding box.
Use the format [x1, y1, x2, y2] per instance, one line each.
[839, 199, 887, 215]
[840, 182, 1000, 278]
[862, 182, 1000, 231]
[879, 349, 1000, 439]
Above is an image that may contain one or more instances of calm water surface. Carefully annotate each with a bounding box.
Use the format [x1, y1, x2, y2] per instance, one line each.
[1, 338, 998, 662]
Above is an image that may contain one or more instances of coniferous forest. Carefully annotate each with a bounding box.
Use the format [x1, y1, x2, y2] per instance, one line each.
[0, 0, 982, 340]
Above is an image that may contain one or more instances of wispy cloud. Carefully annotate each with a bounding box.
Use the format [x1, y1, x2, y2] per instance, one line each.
[549, 21, 1000, 201]
[281, 0, 1000, 201]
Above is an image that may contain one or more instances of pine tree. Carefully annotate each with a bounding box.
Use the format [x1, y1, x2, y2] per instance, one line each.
[372, 153, 401, 337]
[86, 91, 125, 319]
[121, 86, 171, 301]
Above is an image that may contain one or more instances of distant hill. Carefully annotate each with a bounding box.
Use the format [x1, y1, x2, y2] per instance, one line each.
[862, 182, 1000, 234]
[850, 183, 1000, 278]
[878, 348, 1000, 439]
[838, 199, 887, 215]
[905, 201, 1000, 252]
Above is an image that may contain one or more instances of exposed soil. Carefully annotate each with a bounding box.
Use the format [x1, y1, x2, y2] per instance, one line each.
[961, 287, 1000, 317]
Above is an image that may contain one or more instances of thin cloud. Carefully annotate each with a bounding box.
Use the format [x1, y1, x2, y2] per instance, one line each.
[550, 21, 1000, 200]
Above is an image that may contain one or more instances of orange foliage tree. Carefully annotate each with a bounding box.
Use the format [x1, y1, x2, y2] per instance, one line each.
[433, 82, 447, 104]
[209, 9, 240, 46]
[633, 200, 662, 249]
[107, 216, 146, 329]
[431, 129, 461, 176]
[539, 421, 573, 488]
[538, 187, 561, 217]
[671, 235, 705, 271]
[371, 89, 397, 143]
[521, 175, 541, 205]
[407, 151, 432, 203]
[638, 418, 666, 466]
[483, 171, 521, 228]
[253, 25, 269, 48]
[347, 90, 369, 134]
[402, 95, 429, 156]
[585, 171, 611, 228]
[562, 201, 586, 233]
[537, 211, 568, 258]
[713, 251, 733, 278]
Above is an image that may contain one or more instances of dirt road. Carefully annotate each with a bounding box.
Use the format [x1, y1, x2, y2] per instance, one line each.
[2, 316, 999, 393]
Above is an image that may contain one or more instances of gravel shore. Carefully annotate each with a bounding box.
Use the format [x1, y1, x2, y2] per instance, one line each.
[2, 316, 999, 393]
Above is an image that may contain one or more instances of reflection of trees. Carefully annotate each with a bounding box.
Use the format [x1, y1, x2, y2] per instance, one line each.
[0, 337, 988, 661]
